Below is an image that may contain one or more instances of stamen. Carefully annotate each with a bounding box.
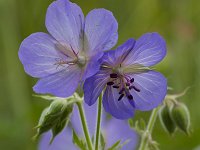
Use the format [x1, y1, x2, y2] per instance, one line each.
[118, 94, 124, 101]
[113, 85, 119, 88]
[119, 88, 125, 94]
[130, 78, 134, 83]
[107, 81, 114, 85]
[127, 94, 133, 100]
[126, 82, 130, 86]
[110, 73, 118, 78]
[129, 86, 140, 92]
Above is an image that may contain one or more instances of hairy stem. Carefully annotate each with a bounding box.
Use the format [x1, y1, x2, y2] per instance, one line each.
[76, 102, 93, 150]
[138, 107, 159, 150]
[95, 93, 102, 150]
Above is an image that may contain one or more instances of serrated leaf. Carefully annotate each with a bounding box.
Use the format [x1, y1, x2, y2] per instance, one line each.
[72, 130, 87, 150]
[108, 140, 121, 150]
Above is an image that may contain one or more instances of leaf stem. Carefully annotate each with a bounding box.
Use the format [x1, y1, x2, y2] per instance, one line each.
[95, 93, 102, 150]
[76, 102, 93, 150]
[138, 107, 159, 150]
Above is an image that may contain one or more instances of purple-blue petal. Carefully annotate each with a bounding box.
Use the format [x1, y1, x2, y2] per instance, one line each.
[103, 86, 135, 119]
[100, 39, 136, 66]
[33, 66, 81, 97]
[129, 71, 167, 111]
[123, 32, 167, 67]
[82, 52, 104, 81]
[45, 0, 84, 53]
[104, 119, 138, 150]
[18, 32, 68, 78]
[84, 9, 118, 56]
[83, 70, 109, 106]
[39, 128, 77, 150]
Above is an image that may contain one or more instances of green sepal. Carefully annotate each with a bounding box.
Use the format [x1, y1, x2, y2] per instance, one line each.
[107, 140, 121, 150]
[170, 102, 191, 135]
[159, 105, 176, 135]
[50, 105, 73, 144]
[72, 130, 87, 150]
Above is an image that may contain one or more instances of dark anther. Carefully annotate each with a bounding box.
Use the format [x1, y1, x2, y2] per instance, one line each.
[130, 78, 134, 83]
[107, 81, 114, 85]
[118, 94, 124, 101]
[110, 73, 118, 78]
[119, 88, 125, 94]
[132, 86, 140, 92]
[126, 82, 130, 86]
[127, 94, 133, 100]
[113, 85, 119, 88]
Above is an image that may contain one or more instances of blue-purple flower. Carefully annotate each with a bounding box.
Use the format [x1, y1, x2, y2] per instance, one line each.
[39, 103, 138, 150]
[18, 0, 118, 97]
[84, 33, 167, 119]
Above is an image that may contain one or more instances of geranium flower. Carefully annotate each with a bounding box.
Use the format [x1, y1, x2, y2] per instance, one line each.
[18, 0, 118, 97]
[39, 103, 138, 150]
[84, 33, 167, 119]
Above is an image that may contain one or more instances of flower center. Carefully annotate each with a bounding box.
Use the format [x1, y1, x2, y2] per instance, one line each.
[54, 43, 87, 69]
[106, 72, 141, 101]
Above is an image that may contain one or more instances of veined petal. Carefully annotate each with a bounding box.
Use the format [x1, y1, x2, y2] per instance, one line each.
[123, 33, 167, 67]
[39, 128, 77, 150]
[46, 0, 84, 53]
[84, 9, 118, 56]
[33, 66, 81, 97]
[18, 32, 69, 78]
[82, 52, 103, 81]
[100, 39, 135, 66]
[129, 71, 167, 111]
[84, 70, 109, 106]
[105, 119, 138, 150]
[103, 86, 135, 119]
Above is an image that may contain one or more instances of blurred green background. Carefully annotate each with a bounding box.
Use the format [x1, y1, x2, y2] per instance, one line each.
[0, 0, 200, 149]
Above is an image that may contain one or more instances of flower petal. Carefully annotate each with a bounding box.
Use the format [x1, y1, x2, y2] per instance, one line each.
[39, 128, 77, 150]
[123, 33, 167, 67]
[129, 71, 167, 111]
[100, 39, 135, 66]
[84, 70, 109, 106]
[103, 86, 135, 119]
[33, 66, 81, 97]
[104, 119, 138, 150]
[82, 52, 103, 81]
[46, 0, 84, 52]
[18, 32, 69, 78]
[84, 9, 118, 55]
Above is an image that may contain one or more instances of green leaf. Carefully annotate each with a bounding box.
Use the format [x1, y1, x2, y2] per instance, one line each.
[72, 130, 87, 150]
[108, 140, 121, 150]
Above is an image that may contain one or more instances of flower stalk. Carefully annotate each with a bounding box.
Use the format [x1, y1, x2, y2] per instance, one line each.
[95, 93, 103, 150]
[76, 102, 93, 150]
[138, 107, 159, 150]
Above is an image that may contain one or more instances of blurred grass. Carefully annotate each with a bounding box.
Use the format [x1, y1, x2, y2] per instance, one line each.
[0, 0, 200, 149]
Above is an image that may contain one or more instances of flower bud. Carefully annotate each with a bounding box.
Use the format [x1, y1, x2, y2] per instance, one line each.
[50, 104, 73, 143]
[33, 99, 73, 140]
[170, 102, 190, 134]
[159, 105, 176, 135]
